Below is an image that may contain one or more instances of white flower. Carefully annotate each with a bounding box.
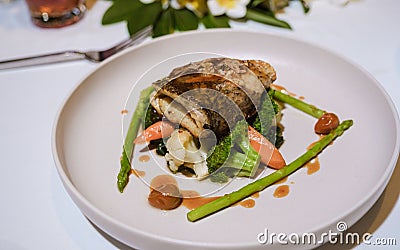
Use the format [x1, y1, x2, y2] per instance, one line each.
[172, 0, 208, 15]
[170, 0, 184, 9]
[139, 0, 170, 9]
[207, 0, 250, 19]
[139, 0, 154, 4]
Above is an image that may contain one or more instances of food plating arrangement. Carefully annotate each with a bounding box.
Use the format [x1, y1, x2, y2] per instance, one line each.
[117, 57, 353, 222]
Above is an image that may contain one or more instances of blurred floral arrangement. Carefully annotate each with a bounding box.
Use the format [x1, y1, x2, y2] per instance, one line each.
[102, 0, 310, 37]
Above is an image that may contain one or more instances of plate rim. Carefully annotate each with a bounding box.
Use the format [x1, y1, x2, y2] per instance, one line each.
[51, 28, 400, 249]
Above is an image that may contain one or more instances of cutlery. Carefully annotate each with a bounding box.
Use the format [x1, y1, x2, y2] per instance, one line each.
[0, 26, 152, 70]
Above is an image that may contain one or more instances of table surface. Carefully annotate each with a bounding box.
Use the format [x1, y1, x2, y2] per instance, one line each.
[0, 0, 399, 249]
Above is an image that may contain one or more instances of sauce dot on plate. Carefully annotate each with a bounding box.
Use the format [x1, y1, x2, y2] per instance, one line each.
[273, 185, 290, 198]
[238, 199, 255, 208]
[305, 158, 320, 175]
[139, 155, 150, 162]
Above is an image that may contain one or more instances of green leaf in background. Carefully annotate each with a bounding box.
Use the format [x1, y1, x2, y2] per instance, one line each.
[251, 0, 266, 8]
[202, 14, 230, 28]
[126, 2, 162, 35]
[246, 8, 291, 29]
[300, 0, 310, 13]
[153, 8, 175, 37]
[101, 0, 312, 43]
[173, 8, 199, 31]
[102, 0, 143, 25]
[261, 0, 290, 13]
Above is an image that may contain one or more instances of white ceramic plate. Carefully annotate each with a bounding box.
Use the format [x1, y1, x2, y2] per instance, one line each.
[52, 30, 399, 250]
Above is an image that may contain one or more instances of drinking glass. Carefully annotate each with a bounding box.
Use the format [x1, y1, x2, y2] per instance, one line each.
[25, 0, 86, 28]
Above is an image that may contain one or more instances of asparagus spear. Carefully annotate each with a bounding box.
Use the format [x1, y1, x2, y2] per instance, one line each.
[117, 86, 154, 193]
[187, 120, 353, 222]
[269, 89, 326, 119]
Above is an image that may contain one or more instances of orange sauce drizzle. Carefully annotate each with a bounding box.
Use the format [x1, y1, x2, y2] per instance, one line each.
[304, 136, 326, 175]
[181, 190, 221, 210]
[271, 84, 297, 96]
[251, 192, 260, 199]
[130, 169, 145, 177]
[182, 196, 221, 210]
[150, 175, 177, 189]
[305, 158, 320, 175]
[148, 175, 259, 210]
[273, 185, 290, 198]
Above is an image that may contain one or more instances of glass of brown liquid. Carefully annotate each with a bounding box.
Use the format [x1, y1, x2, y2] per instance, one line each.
[25, 0, 86, 28]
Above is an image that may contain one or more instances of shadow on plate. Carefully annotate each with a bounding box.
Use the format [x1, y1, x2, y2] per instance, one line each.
[89, 220, 137, 250]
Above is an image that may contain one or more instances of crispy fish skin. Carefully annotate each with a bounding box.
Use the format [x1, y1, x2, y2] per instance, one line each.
[166, 58, 276, 88]
[151, 58, 276, 138]
[239, 59, 277, 87]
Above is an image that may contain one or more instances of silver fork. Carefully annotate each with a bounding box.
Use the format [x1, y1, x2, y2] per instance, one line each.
[0, 26, 152, 70]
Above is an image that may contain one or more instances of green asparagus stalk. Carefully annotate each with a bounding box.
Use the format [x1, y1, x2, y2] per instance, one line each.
[117, 86, 154, 193]
[269, 89, 326, 119]
[187, 120, 353, 222]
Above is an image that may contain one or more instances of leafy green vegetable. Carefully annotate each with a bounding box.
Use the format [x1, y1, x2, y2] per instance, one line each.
[187, 120, 353, 222]
[226, 150, 260, 177]
[266, 125, 284, 149]
[207, 120, 261, 179]
[250, 92, 284, 149]
[155, 139, 168, 156]
[209, 171, 230, 183]
[206, 134, 232, 174]
[117, 86, 154, 193]
[252, 92, 280, 138]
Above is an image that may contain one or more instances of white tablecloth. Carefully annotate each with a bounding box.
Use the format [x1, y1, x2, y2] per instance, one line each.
[0, 0, 399, 249]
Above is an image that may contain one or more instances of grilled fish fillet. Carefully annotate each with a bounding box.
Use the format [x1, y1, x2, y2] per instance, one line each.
[150, 58, 276, 138]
